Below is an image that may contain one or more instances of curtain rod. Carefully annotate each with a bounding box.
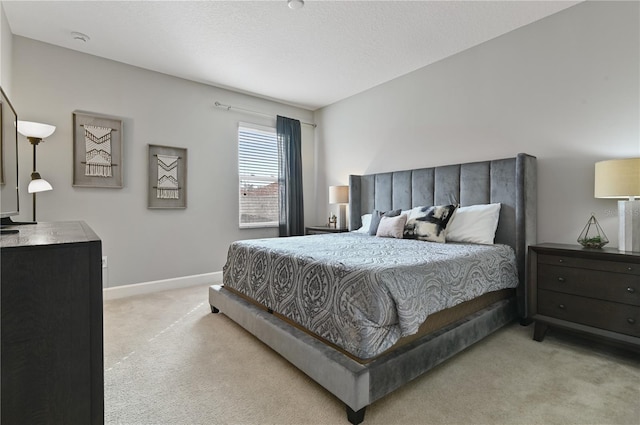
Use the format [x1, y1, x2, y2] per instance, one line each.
[214, 101, 317, 128]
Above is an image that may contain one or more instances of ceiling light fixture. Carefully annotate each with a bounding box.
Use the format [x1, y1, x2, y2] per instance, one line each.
[71, 31, 90, 42]
[288, 0, 304, 10]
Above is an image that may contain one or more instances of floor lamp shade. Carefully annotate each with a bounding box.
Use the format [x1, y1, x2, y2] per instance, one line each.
[329, 185, 349, 230]
[28, 172, 53, 194]
[17, 120, 56, 140]
[595, 158, 640, 252]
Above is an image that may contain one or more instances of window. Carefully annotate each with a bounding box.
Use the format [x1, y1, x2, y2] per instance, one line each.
[238, 123, 279, 228]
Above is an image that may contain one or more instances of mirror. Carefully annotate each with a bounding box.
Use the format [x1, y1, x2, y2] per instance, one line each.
[0, 85, 20, 225]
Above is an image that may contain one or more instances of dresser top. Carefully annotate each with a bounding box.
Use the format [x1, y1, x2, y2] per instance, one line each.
[531, 243, 640, 259]
[0, 221, 100, 249]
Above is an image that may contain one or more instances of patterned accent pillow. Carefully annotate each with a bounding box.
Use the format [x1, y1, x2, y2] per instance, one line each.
[368, 209, 401, 235]
[404, 204, 457, 242]
[376, 214, 407, 239]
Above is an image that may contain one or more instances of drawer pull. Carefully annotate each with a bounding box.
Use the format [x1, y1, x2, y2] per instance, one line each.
[558, 259, 564, 263]
[628, 287, 636, 294]
[628, 318, 636, 325]
[558, 304, 565, 310]
[557, 277, 566, 283]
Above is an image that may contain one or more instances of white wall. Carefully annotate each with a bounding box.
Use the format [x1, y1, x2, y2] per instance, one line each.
[12, 36, 316, 288]
[315, 1, 639, 247]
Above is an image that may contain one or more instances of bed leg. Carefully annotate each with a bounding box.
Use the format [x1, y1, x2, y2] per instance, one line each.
[346, 405, 366, 425]
[210, 305, 220, 314]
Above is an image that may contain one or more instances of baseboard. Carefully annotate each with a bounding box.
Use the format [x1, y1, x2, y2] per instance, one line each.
[103, 271, 222, 301]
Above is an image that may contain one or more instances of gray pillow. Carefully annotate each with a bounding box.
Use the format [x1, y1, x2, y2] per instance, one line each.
[368, 209, 401, 235]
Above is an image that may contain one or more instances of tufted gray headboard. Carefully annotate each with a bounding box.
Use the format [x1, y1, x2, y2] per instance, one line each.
[349, 153, 537, 318]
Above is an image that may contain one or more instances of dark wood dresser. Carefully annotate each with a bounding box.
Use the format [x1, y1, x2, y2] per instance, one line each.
[1, 221, 104, 424]
[528, 243, 639, 351]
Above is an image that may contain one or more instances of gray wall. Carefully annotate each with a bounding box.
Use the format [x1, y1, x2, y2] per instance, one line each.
[8, 1, 639, 288]
[315, 1, 639, 247]
[11, 36, 317, 287]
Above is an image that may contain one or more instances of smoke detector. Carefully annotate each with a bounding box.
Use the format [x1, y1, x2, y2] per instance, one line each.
[288, 0, 304, 9]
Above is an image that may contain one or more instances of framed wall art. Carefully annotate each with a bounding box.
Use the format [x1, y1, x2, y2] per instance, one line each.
[147, 144, 187, 209]
[72, 111, 123, 188]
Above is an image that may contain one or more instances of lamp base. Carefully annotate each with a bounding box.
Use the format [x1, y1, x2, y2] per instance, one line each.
[336, 204, 347, 230]
[618, 200, 640, 252]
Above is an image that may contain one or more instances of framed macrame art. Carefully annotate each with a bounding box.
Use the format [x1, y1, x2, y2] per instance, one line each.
[72, 111, 123, 188]
[147, 144, 187, 209]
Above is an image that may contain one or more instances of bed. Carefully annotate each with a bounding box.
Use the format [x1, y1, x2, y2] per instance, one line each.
[209, 153, 536, 424]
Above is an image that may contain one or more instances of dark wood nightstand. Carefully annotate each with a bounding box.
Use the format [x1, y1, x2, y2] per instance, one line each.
[528, 243, 639, 351]
[305, 226, 349, 235]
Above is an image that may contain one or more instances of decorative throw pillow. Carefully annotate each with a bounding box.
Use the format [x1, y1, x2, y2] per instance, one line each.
[404, 204, 457, 243]
[376, 214, 407, 239]
[368, 209, 401, 235]
[446, 203, 501, 244]
[353, 214, 372, 233]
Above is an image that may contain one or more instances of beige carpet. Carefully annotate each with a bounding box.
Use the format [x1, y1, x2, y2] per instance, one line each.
[104, 284, 640, 425]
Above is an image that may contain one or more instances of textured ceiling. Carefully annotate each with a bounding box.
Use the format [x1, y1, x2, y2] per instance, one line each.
[3, 1, 580, 110]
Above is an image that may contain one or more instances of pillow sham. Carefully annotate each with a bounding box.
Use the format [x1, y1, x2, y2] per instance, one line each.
[446, 203, 501, 245]
[353, 214, 372, 233]
[368, 209, 401, 235]
[404, 204, 457, 243]
[376, 214, 407, 239]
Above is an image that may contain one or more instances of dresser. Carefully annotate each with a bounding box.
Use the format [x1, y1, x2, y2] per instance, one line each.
[305, 225, 349, 235]
[528, 243, 639, 351]
[1, 221, 104, 424]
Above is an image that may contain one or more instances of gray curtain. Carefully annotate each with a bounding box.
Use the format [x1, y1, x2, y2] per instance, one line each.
[277, 115, 304, 236]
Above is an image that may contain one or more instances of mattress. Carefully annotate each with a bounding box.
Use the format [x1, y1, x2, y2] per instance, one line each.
[222, 232, 519, 359]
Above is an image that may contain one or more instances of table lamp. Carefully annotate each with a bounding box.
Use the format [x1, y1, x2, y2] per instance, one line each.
[329, 185, 349, 230]
[594, 158, 640, 252]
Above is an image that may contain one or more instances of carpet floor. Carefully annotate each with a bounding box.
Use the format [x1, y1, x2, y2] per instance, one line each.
[104, 284, 640, 425]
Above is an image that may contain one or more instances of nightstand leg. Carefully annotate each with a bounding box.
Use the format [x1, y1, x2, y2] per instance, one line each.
[533, 322, 548, 342]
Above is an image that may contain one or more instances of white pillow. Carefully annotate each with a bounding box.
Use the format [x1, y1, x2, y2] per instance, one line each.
[407, 206, 427, 221]
[376, 214, 407, 239]
[446, 203, 501, 245]
[353, 214, 372, 233]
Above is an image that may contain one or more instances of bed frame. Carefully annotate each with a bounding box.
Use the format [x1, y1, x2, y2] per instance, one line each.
[209, 153, 536, 424]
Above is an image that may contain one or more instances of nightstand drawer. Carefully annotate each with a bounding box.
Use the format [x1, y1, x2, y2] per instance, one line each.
[538, 290, 640, 337]
[538, 254, 640, 275]
[538, 264, 640, 306]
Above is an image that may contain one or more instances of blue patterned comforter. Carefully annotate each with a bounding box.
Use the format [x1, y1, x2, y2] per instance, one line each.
[222, 232, 518, 359]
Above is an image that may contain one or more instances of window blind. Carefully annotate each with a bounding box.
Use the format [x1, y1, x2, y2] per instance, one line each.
[238, 124, 278, 228]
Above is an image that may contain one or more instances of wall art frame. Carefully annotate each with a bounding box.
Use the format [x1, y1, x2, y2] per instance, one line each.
[72, 111, 123, 188]
[147, 144, 187, 209]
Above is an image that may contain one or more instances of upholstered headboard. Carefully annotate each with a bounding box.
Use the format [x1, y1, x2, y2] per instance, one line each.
[348, 153, 537, 318]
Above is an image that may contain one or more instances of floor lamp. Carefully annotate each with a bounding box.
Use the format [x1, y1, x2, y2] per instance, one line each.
[595, 158, 640, 252]
[17, 120, 56, 222]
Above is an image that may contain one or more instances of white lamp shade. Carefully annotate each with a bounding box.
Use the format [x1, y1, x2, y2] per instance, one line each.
[17, 120, 56, 139]
[595, 158, 640, 199]
[28, 173, 53, 193]
[329, 185, 349, 204]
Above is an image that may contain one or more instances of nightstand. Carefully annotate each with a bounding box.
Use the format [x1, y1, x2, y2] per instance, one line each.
[528, 243, 639, 351]
[305, 226, 349, 235]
